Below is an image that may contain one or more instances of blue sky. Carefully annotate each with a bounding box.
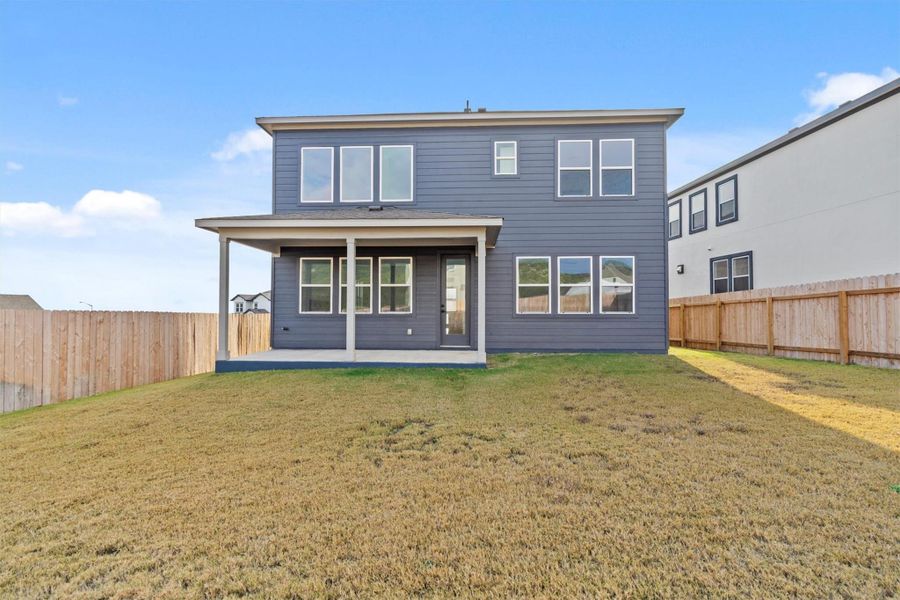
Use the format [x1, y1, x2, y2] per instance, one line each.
[1, 1, 898, 311]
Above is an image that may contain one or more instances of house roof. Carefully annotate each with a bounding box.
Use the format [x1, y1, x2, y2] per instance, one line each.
[231, 291, 271, 302]
[0, 294, 42, 310]
[668, 77, 900, 198]
[201, 207, 500, 222]
[256, 107, 684, 133]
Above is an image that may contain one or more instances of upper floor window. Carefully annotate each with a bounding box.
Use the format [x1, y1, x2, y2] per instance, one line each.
[558, 256, 592, 314]
[379, 257, 413, 313]
[340, 146, 373, 203]
[711, 252, 752, 294]
[600, 139, 634, 196]
[600, 256, 635, 314]
[494, 141, 517, 175]
[516, 257, 551, 314]
[557, 140, 592, 197]
[380, 145, 413, 202]
[668, 200, 682, 240]
[235, 301, 244, 312]
[300, 147, 334, 203]
[716, 175, 738, 225]
[299, 257, 333, 313]
[689, 189, 707, 233]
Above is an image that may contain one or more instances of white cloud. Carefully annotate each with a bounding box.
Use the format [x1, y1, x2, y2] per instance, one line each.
[5, 161, 23, 173]
[1, 190, 161, 238]
[57, 95, 79, 107]
[667, 129, 778, 190]
[795, 67, 899, 125]
[0, 202, 85, 237]
[73, 189, 161, 220]
[211, 128, 270, 161]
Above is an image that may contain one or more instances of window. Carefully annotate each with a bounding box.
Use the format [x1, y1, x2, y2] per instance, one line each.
[300, 147, 333, 203]
[600, 256, 635, 314]
[689, 189, 707, 233]
[731, 255, 751, 291]
[558, 257, 592, 314]
[558, 140, 592, 197]
[494, 141, 517, 175]
[380, 145, 413, 202]
[710, 252, 753, 294]
[600, 139, 634, 196]
[253, 302, 258, 309]
[340, 146, 373, 203]
[716, 175, 738, 225]
[299, 258, 333, 313]
[379, 257, 413, 313]
[339, 257, 373, 314]
[668, 200, 682, 240]
[516, 257, 551, 314]
[712, 259, 729, 293]
[235, 301, 244, 312]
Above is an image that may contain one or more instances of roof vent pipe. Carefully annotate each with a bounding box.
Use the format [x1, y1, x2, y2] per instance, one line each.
[477, 107, 487, 113]
[464, 100, 472, 113]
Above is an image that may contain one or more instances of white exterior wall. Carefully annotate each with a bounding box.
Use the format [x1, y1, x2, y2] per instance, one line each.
[251, 295, 271, 312]
[668, 92, 900, 298]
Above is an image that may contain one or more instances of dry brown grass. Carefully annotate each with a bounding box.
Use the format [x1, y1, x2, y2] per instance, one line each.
[1, 349, 898, 598]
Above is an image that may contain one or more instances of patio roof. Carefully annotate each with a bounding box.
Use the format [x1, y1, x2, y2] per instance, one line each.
[195, 207, 503, 252]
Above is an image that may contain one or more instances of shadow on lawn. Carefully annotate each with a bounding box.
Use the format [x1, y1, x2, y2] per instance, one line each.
[671, 348, 900, 454]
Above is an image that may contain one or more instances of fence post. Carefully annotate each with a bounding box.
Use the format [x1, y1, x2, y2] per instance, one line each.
[680, 304, 687, 347]
[766, 296, 774, 356]
[838, 291, 849, 364]
[715, 300, 722, 351]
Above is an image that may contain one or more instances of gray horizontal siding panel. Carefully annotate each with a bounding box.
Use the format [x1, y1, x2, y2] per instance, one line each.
[268, 122, 668, 353]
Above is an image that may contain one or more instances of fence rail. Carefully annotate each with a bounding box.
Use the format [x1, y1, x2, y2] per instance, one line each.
[669, 274, 900, 368]
[0, 310, 270, 413]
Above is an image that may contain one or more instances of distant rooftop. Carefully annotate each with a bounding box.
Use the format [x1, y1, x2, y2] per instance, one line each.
[669, 77, 900, 198]
[0, 294, 42, 310]
[256, 106, 684, 133]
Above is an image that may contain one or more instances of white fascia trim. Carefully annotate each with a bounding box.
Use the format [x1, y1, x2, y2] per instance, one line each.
[197, 217, 503, 229]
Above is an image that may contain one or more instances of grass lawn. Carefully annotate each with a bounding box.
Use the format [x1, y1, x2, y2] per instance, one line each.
[1, 348, 898, 598]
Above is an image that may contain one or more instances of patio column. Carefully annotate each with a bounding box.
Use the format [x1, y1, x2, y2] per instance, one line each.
[477, 232, 486, 361]
[217, 235, 230, 361]
[345, 237, 356, 360]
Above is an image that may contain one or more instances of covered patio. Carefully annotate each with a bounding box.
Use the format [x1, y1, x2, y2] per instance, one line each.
[195, 207, 503, 371]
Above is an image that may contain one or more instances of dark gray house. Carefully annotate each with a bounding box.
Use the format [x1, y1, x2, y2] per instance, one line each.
[197, 106, 683, 370]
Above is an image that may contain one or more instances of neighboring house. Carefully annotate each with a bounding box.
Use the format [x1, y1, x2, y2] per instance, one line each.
[232, 291, 271, 313]
[667, 78, 900, 298]
[0, 294, 42, 310]
[197, 105, 683, 367]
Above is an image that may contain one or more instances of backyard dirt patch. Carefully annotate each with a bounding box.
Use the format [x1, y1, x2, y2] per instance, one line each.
[0, 349, 898, 597]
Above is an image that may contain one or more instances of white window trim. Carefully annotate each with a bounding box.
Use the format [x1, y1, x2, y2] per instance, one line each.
[689, 189, 707, 231]
[339, 146, 374, 203]
[379, 145, 414, 203]
[668, 201, 682, 239]
[712, 258, 729, 293]
[339, 257, 373, 314]
[557, 256, 593, 314]
[599, 256, 636, 315]
[731, 255, 752, 289]
[493, 141, 518, 175]
[557, 140, 593, 198]
[298, 257, 333, 314]
[378, 256, 413, 314]
[300, 147, 334, 204]
[515, 256, 551, 315]
[599, 139, 635, 197]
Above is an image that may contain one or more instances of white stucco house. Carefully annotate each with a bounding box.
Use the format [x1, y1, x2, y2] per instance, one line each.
[232, 291, 271, 314]
[667, 77, 900, 298]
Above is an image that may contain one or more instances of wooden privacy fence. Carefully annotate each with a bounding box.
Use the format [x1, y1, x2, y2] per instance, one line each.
[0, 310, 270, 413]
[669, 274, 900, 368]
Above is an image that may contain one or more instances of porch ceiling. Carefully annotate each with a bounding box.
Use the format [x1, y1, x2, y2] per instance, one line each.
[196, 207, 502, 253]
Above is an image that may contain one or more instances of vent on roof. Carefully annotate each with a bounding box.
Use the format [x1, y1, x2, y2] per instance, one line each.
[477, 107, 487, 113]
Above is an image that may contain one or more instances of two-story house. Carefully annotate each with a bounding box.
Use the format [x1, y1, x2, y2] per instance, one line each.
[232, 291, 271, 313]
[667, 77, 899, 298]
[197, 106, 683, 370]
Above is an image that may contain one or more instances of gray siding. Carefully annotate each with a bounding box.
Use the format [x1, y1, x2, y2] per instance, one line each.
[271, 123, 668, 352]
